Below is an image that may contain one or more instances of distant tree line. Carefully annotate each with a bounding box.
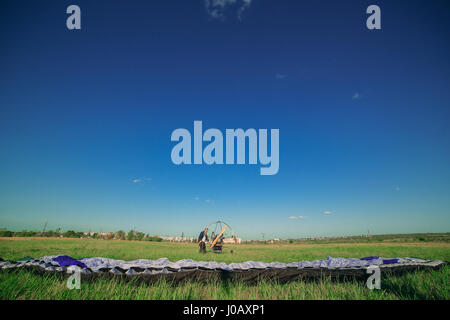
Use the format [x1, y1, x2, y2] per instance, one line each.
[0, 228, 162, 242]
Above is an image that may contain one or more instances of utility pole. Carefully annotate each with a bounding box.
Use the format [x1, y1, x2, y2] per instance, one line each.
[42, 220, 48, 235]
[262, 233, 265, 241]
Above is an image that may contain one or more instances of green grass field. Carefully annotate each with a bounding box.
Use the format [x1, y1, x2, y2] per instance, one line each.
[0, 237, 449, 300]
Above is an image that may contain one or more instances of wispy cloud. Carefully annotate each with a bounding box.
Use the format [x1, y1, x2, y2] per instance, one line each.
[194, 196, 200, 201]
[352, 92, 361, 99]
[276, 73, 287, 80]
[205, 0, 253, 21]
[205, 199, 214, 204]
[132, 177, 151, 184]
[289, 216, 307, 220]
[323, 210, 332, 215]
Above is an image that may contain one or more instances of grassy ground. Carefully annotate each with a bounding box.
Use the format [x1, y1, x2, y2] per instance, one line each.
[0, 237, 449, 300]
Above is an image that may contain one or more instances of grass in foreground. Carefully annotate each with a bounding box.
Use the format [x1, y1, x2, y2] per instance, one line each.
[0, 238, 448, 300]
[0, 266, 448, 300]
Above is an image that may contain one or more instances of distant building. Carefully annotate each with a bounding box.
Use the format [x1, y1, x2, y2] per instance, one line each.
[223, 237, 241, 244]
[157, 235, 194, 242]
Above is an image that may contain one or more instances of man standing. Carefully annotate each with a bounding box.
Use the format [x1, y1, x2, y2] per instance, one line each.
[198, 227, 209, 254]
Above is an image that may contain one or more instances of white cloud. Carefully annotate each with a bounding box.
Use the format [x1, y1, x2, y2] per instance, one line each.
[205, 199, 214, 204]
[395, 186, 400, 191]
[132, 177, 151, 184]
[194, 196, 200, 201]
[323, 210, 332, 215]
[289, 216, 306, 220]
[276, 73, 287, 80]
[352, 92, 360, 99]
[205, 0, 253, 20]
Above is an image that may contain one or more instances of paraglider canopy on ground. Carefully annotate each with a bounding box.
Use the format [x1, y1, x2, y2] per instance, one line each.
[1, 255, 446, 285]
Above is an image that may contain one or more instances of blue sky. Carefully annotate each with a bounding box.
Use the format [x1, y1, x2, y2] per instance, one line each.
[1, 0, 449, 239]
